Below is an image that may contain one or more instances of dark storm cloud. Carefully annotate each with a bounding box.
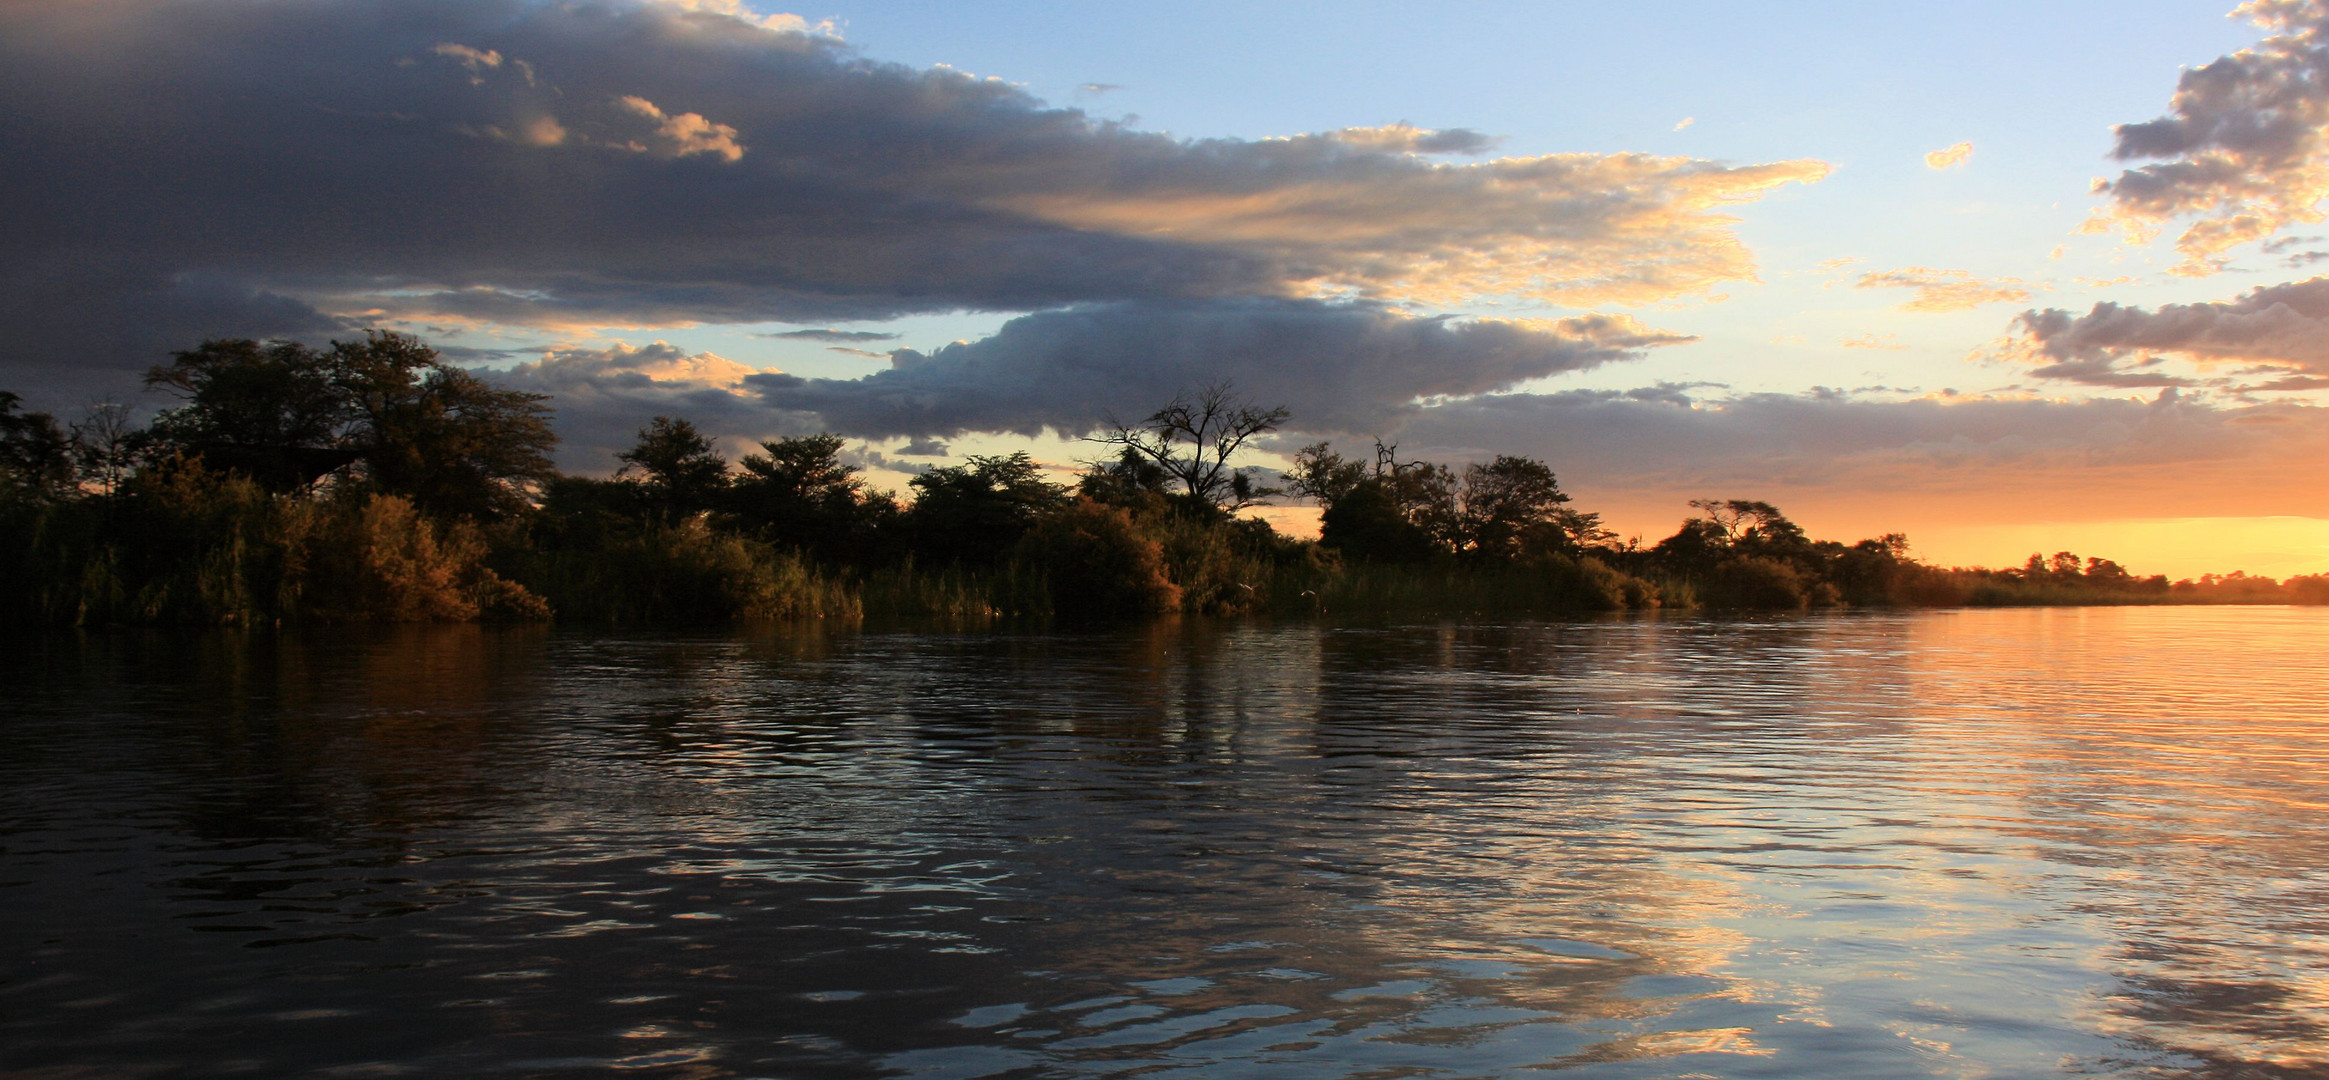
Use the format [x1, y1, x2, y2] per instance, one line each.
[0, 0, 1820, 389]
[740, 299, 1695, 438]
[2004, 276, 2329, 386]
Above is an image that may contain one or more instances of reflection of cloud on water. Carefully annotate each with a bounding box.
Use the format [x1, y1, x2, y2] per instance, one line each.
[19, 612, 2329, 1076]
[1885, 607, 2329, 1075]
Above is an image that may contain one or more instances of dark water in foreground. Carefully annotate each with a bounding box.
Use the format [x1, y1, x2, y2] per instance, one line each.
[3, 608, 2327, 1079]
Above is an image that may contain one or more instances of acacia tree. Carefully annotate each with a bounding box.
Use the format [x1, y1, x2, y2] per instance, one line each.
[1093, 383, 1289, 511]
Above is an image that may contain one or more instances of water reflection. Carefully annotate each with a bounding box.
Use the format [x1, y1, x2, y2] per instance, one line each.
[1, 609, 2325, 1078]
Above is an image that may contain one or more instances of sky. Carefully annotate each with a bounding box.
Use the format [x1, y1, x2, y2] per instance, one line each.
[4, 0, 2327, 577]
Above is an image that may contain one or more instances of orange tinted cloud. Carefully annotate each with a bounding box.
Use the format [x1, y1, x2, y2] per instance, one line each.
[1856, 266, 2037, 311]
[991, 152, 1830, 308]
[1924, 141, 1972, 169]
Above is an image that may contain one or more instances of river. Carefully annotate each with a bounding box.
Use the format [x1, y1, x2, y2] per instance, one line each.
[3, 607, 2325, 1078]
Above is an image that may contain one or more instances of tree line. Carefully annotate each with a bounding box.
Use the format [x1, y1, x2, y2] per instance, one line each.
[2, 332, 2321, 624]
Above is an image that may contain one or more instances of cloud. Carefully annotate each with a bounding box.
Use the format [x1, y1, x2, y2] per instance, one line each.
[647, 1, 839, 36]
[612, 96, 746, 161]
[742, 298, 1695, 438]
[496, 340, 811, 467]
[824, 346, 890, 358]
[1673, 117, 1695, 132]
[751, 328, 901, 342]
[0, 0, 1824, 383]
[1391, 385, 2329, 524]
[472, 299, 1690, 465]
[1840, 332, 1908, 350]
[1924, 141, 1972, 169]
[2003, 275, 2329, 386]
[1855, 267, 2038, 311]
[1324, 123, 1502, 155]
[2086, 1, 2329, 275]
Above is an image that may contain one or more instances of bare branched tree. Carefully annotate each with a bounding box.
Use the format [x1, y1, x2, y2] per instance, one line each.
[1092, 383, 1290, 510]
[71, 401, 140, 497]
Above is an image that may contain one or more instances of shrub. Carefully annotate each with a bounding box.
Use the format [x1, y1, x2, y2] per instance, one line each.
[509, 520, 852, 623]
[302, 494, 548, 622]
[1703, 557, 1808, 610]
[1018, 499, 1181, 618]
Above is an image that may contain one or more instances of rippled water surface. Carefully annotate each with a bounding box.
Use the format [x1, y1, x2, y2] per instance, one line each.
[4, 608, 2328, 1079]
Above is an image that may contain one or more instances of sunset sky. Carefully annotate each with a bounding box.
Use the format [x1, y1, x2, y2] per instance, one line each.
[5, 0, 2327, 576]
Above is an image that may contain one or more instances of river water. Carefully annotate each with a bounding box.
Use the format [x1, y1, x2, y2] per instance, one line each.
[3, 607, 2325, 1079]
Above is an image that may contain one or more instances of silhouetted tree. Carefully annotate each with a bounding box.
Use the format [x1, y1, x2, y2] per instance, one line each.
[1078, 445, 1175, 506]
[1093, 383, 1288, 511]
[1649, 516, 1729, 580]
[144, 339, 354, 491]
[143, 333, 555, 517]
[1286, 442, 1368, 507]
[328, 332, 557, 520]
[909, 451, 1069, 565]
[1454, 455, 1571, 560]
[616, 416, 729, 522]
[1319, 479, 1438, 563]
[726, 434, 898, 564]
[0, 391, 75, 501]
[70, 402, 143, 498]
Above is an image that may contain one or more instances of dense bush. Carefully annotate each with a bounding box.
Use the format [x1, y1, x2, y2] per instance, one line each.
[1017, 500, 1181, 618]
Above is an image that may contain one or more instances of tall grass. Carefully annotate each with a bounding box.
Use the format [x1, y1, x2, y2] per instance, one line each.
[1308, 554, 1658, 616]
[1, 466, 549, 626]
[506, 520, 854, 623]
